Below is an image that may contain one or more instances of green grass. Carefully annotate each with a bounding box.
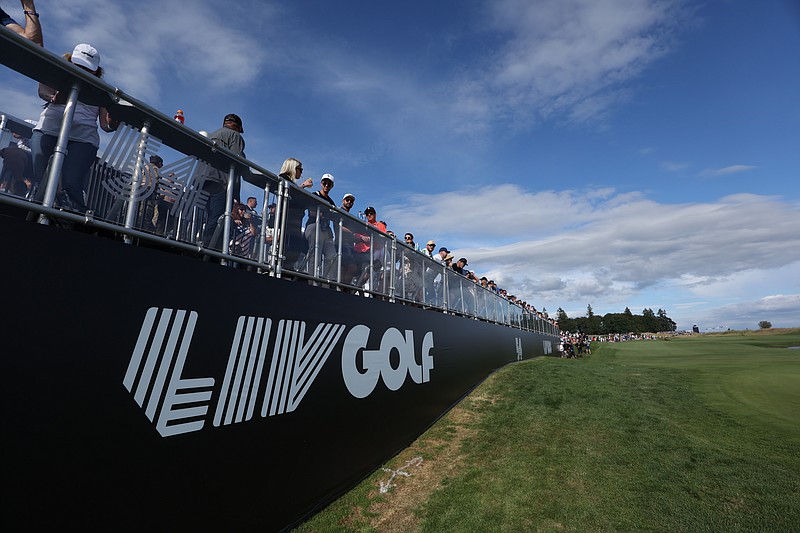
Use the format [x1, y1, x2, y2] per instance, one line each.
[296, 330, 800, 532]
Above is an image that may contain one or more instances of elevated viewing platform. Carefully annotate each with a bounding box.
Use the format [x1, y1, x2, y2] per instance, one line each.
[1, 27, 560, 531]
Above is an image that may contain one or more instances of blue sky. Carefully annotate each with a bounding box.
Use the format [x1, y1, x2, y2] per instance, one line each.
[3, 0, 799, 330]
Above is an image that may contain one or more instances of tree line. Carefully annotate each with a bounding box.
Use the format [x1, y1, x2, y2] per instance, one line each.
[556, 305, 677, 334]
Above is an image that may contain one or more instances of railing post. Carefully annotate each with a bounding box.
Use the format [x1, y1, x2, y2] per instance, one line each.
[312, 207, 321, 279]
[335, 218, 343, 286]
[367, 230, 374, 296]
[273, 180, 289, 277]
[39, 81, 80, 224]
[122, 120, 150, 243]
[221, 163, 236, 261]
[389, 239, 397, 303]
[257, 183, 271, 267]
[442, 263, 450, 311]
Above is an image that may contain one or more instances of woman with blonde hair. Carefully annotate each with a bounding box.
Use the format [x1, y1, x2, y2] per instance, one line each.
[278, 157, 312, 189]
[278, 157, 312, 269]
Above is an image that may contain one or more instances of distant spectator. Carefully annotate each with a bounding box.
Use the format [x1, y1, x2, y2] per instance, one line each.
[426, 246, 450, 305]
[105, 154, 163, 230]
[244, 196, 260, 221]
[241, 195, 261, 257]
[0, 142, 28, 196]
[263, 202, 277, 252]
[153, 156, 181, 237]
[230, 201, 257, 258]
[1, 1, 43, 46]
[423, 240, 436, 259]
[453, 257, 468, 275]
[404, 233, 419, 251]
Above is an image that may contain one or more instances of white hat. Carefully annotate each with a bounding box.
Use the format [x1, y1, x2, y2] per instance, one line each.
[71, 44, 101, 71]
[321, 173, 334, 184]
[342, 192, 355, 200]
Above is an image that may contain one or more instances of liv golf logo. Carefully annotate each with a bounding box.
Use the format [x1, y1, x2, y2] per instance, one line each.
[123, 307, 435, 437]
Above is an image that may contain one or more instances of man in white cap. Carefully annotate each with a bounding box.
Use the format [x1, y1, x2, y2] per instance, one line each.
[340, 192, 355, 213]
[303, 173, 337, 276]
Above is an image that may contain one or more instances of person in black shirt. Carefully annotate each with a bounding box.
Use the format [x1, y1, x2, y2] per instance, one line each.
[303, 173, 337, 277]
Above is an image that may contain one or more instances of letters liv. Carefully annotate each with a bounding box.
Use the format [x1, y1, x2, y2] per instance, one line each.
[124, 308, 435, 436]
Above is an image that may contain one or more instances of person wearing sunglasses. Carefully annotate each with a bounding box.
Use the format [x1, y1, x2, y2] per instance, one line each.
[303, 173, 337, 277]
[403, 232, 419, 252]
[279, 157, 313, 269]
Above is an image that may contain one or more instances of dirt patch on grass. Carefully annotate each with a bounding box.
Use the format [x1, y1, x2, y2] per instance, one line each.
[365, 391, 491, 532]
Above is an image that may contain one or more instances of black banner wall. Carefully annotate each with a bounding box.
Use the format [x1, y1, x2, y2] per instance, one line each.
[1, 216, 556, 531]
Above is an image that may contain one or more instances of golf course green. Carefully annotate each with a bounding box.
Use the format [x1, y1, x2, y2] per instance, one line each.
[296, 329, 800, 532]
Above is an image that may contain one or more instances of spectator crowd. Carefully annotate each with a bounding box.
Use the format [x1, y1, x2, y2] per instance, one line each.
[0, 1, 558, 331]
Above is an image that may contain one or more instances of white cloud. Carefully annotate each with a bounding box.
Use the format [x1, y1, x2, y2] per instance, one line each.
[446, 0, 686, 131]
[384, 185, 800, 321]
[704, 294, 800, 329]
[661, 160, 690, 172]
[42, 0, 276, 104]
[701, 165, 757, 177]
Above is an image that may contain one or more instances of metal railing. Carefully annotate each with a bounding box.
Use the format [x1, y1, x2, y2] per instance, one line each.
[0, 28, 559, 337]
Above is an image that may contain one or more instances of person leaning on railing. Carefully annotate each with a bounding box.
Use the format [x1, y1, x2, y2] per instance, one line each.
[351, 206, 387, 289]
[30, 44, 119, 213]
[278, 157, 312, 269]
[200, 113, 249, 250]
[337, 193, 359, 285]
[303, 173, 337, 277]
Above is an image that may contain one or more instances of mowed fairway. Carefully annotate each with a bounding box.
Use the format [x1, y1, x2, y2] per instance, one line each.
[296, 330, 800, 532]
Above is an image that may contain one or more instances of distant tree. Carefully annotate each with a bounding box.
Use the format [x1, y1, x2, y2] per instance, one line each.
[624, 307, 633, 316]
[658, 310, 677, 332]
[758, 321, 772, 329]
[556, 308, 576, 333]
[641, 308, 658, 332]
[586, 304, 594, 318]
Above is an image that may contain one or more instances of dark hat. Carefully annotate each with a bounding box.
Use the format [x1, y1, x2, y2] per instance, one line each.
[149, 155, 164, 166]
[223, 113, 244, 133]
[438, 247, 449, 253]
[458, 257, 468, 265]
[364, 206, 376, 215]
